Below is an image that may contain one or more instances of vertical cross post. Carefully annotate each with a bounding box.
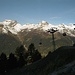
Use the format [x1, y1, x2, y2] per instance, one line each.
[47, 28, 58, 51]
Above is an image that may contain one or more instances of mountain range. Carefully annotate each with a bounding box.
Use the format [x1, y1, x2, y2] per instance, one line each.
[0, 20, 75, 36]
[0, 20, 75, 56]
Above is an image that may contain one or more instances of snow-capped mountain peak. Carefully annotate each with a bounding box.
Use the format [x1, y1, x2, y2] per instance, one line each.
[0, 20, 22, 34]
[3, 20, 16, 26]
[38, 21, 49, 25]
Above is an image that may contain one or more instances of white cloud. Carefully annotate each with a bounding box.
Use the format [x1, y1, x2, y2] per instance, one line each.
[50, 16, 61, 19]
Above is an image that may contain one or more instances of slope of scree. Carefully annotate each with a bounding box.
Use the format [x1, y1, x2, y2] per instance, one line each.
[0, 33, 21, 55]
[18, 29, 74, 56]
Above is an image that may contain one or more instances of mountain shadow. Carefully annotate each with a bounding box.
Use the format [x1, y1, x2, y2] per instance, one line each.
[7, 46, 75, 75]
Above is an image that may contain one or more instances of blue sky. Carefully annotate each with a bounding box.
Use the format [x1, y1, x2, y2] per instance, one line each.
[0, 0, 75, 25]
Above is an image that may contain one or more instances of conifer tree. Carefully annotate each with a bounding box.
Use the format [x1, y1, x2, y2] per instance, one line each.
[0, 53, 7, 74]
[8, 53, 17, 70]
